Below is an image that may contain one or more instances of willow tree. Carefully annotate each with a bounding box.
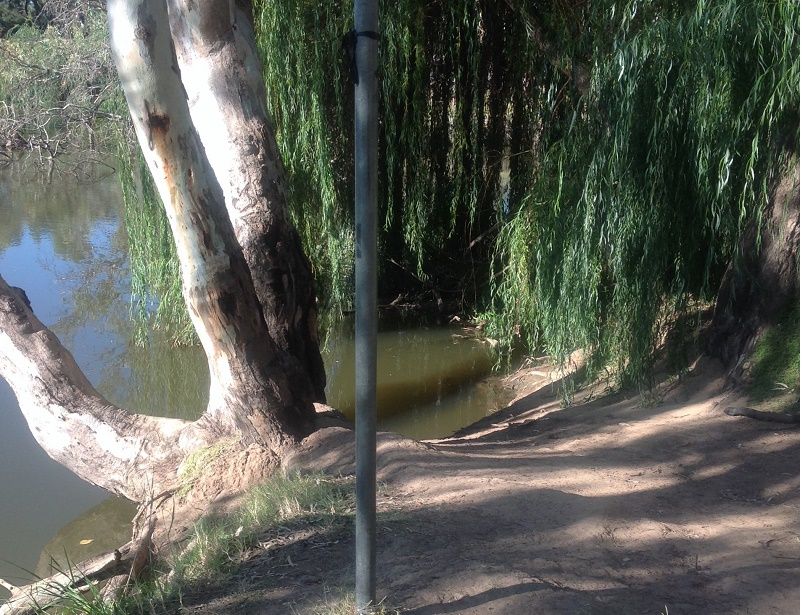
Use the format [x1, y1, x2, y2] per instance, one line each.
[252, 0, 798, 390]
[0, 0, 326, 517]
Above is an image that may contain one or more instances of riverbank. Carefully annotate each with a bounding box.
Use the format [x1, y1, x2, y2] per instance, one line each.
[168, 355, 798, 614]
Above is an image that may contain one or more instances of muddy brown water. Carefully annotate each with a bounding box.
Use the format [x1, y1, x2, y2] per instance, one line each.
[0, 159, 514, 594]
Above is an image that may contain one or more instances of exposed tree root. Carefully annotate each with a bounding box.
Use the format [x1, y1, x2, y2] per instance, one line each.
[723, 406, 800, 424]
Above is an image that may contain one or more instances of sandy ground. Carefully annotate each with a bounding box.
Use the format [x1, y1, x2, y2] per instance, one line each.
[181, 357, 799, 614]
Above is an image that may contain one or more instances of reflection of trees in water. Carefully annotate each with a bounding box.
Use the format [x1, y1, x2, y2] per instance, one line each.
[1, 157, 209, 422]
[45, 222, 209, 422]
[99, 340, 208, 421]
[0, 158, 122, 264]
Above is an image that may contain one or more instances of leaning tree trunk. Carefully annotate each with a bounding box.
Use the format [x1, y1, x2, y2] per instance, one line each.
[0, 279, 204, 502]
[0, 0, 322, 503]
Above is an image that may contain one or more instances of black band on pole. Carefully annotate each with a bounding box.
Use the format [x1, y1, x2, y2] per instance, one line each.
[355, 30, 380, 40]
[343, 29, 380, 85]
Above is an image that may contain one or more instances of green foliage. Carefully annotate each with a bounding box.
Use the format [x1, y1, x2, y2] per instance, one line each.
[255, 2, 355, 319]
[749, 300, 800, 402]
[491, 0, 799, 386]
[117, 141, 197, 346]
[7, 0, 796, 384]
[255, 0, 798, 385]
[0, 3, 29, 36]
[298, 593, 400, 615]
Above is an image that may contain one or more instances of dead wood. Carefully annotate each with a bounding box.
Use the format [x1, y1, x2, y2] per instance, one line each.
[0, 522, 155, 615]
[723, 406, 800, 424]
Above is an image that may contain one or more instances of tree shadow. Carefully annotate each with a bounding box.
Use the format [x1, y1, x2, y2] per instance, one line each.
[181, 359, 798, 614]
[405, 580, 562, 614]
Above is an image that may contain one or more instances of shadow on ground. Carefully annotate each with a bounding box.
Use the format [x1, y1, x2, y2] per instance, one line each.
[182, 359, 799, 614]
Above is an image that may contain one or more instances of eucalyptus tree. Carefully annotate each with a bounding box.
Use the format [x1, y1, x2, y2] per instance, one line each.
[0, 0, 327, 510]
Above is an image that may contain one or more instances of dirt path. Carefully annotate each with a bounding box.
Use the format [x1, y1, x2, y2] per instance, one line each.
[183, 357, 799, 614]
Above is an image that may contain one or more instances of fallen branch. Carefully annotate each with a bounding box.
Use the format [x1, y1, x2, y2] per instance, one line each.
[0, 578, 18, 594]
[0, 522, 155, 615]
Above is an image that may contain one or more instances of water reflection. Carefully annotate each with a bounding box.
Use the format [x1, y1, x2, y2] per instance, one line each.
[0, 157, 512, 596]
[0, 159, 128, 593]
[0, 161, 122, 265]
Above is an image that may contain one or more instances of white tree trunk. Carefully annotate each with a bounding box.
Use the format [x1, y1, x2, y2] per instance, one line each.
[0, 0, 322, 502]
[107, 0, 316, 451]
[166, 0, 327, 401]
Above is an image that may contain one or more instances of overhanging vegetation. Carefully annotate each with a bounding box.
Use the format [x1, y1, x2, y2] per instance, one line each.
[2, 0, 798, 385]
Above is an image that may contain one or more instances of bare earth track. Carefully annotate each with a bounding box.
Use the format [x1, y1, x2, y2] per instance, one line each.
[181, 357, 799, 614]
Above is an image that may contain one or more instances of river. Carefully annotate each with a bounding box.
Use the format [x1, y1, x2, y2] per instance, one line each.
[0, 158, 513, 595]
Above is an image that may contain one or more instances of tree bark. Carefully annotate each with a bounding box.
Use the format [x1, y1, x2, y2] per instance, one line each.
[709, 160, 800, 373]
[165, 0, 327, 402]
[107, 0, 316, 450]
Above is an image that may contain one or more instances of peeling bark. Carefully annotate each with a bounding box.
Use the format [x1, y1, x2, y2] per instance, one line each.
[166, 0, 327, 402]
[107, 0, 316, 449]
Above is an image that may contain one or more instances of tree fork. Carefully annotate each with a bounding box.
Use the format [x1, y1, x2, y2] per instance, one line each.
[107, 0, 317, 449]
[0, 0, 327, 571]
[165, 0, 327, 403]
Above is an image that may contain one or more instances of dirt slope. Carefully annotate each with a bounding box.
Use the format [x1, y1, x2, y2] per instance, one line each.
[182, 357, 799, 614]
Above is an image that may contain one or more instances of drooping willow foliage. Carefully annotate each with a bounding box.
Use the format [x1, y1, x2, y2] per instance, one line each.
[254, 0, 559, 314]
[113, 0, 797, 384]
[253, 0, 798, 384]
[491, 0, 799, 384]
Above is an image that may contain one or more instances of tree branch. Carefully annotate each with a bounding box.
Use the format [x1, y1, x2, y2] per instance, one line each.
[0, 276, 198, 500]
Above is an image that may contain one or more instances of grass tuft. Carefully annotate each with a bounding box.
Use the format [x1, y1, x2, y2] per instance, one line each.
[31, 472, 354, 615]
[169, 471, 354, 585]
[296, 590, 401, 615]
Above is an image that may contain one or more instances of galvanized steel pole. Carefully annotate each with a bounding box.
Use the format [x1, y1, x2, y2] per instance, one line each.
[354, 0, 378, 612]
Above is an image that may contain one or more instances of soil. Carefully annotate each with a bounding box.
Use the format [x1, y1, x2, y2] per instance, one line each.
[177, 356, 799, 615]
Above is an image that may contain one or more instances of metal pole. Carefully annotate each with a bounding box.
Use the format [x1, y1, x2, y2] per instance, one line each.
[354, 0, 378, 613]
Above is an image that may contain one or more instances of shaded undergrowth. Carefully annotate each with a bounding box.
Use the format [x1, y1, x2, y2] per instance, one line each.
[748, 300, 800, 411]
